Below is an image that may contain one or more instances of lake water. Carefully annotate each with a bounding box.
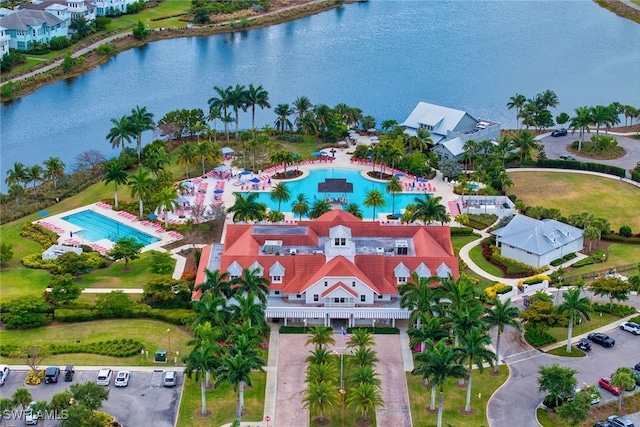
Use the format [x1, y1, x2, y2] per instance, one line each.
[1, 0, 639, 190]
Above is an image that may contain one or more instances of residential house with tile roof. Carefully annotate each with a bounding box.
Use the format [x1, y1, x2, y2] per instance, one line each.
[401, 101, 501, 161]
[19, 0, 96, 23]
[491, 214, 584, 268]
[0, 7, 68, 51]
[194, 210, 459, 328]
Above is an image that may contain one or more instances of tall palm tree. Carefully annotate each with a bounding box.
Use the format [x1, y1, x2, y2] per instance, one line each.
[232, 267, 270, 303]
[346, 328, 375, 350]
[314, 104, 331, 143]
[0, 398, 14, 427]
[590, 104, 609, 136]
[409, 195, 450, 224]
[208, 85, 231, 141]
[346, 383, 384, 423]
[348, 364, 381, 387]
[27, 164, 43, 188]
[227, 84, 248, 141]
[196, 269, 232, 298]
[195, 140, 216, 177]
[408, 315, 448, 355]
[228, 193, 267, 223]
[156, 185, 178, 227]
[307, 362, 339, 386]
[305, 326, 336, 349]
[11, 388, 32, 417]
[106, 115, 134, 152]
[102, 161, 128, 208]
[192, 292, 231, 329]
[363, 189, 385, 222]
[177, 142, 197, 179]
[569, 106, 592, 151]
[143, 145, 171, 177]
[458, 327, 495, 412]
[413, 339, 467, 427]
[386, 176, 403, 216]
[43, 157, 66, 190]
[309, 199, 332, 219]
[297, 111, 319, 137]
[292, 193, 310, 220]
[273, 104, 293, 134]
[343, 203, 363, 219]
[5, 161, 29, 188]
[270, 182, 291, 212]
[303, 381, 340, 424]
[484, 298, 521, 373]
[215, 350, 265, 424]
[128, 167, 155, 219]
[306, 347, 332, 365]
[8, 184, 24, 208]
[511, 129, 539, 163]
[128, 105, 155, 163]
[183, 343, 219, 415]
[207, 106, 221, 144]
[399, 272, 442, 330]
[293, 96, 313, 130]
[557, 288, 591, 353]
[506, 93, 526, 130]
[246, 84, 271, 131]
[229, 293, 267, 333]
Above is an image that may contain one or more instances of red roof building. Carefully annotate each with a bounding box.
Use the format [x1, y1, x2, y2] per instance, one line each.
[194, 210, 459, 327]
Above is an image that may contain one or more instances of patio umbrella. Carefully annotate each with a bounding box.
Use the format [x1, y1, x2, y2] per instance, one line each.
[311, 151, 323, 156]
[182, 181, 195, 188]
[250, 177, 261, 183]
[240, 170, 252, 175]
[147, 214, 158, 219]
[176, 196, 189, 203]
[221, 147, 235, 154]
[367, 128, 377, 133]
[214, 189, 224, 194]
[418, 178, 428, 183]
[38, 211, 49, 216]
[338, 140, 347, 146]
[319, 151, 328, 156]
[394, 173, 405, 177]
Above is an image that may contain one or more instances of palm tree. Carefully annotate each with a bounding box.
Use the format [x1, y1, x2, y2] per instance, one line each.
[409, 195, 450, 224]
[346, 328, 374, 350]
[484, 298, 521, 373]
[292, 193, 310, 220]
[215, 350, 265, 424]
[343, 203, 363, 219]
[506, 93, 526, 130]
[192, 292, 231, 329]
[314, 103, 331, 143]
[11, 388, 32, 416]
[386, 176, 403, 216]
[183, 343, 219, 415]
[208, 106, 221, 143]
[129, 105, 155, 162]
[274, 104, 293, 134]
[346, 383, 384, 423]
[228, 192, 267, 223]
[309, 199, 332, 219]
[27, 164, 43, 188]
[303, 381, 340, 424]
[232, 267, 270, 303]
[511, 129, 539, 163]
[177, 142, 197, 179]
[0, 398, 14, 427]
[305, 326, 336, 349]
[611, 368, 636, 412]
[399, 272, 442, 328]
[128, 167, 155, 219]
[196, 269, 232, 298]
[227, 84, 248, 141]
[270, 182, 291, 212]
[351, 346, 379, 367]
[106, 115, 134, 152]
[363, 189, 385, 222]
[380, 119, 398, 132]
[246, 84, 271, 131]
[306, 347, 332, 365]
[208, 85, 231, 141]
[293, 96, 313, 130]
[413, 339, 467, 427]
[408, 315, 448, 354]
[156, 185, 178, 228]
[5, 161, 29, 188]
[229, 294, 267, 333]
[196, 140, 220, 177]
[306, 362, 339, 386]
[220, 112, 235, 141]
[583, 226, 601, 252]
[458, 327, 495, 412]
[556, 288, 591, 353]
[8, 183, 24, 208]
[348, 364, 381, 387]
[297, 111, 319, 137]
[569, 106, 592, 151]
[43, 157, 66, 190]
[102, 161, 128, 208]
[143, 145, 170, 177]
[590, 104, 609, 136]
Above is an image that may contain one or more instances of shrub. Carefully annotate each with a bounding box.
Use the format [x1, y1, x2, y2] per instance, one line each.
[629, 315, 640, 324]
[97, 42, 115, 55]
[450, 227, 476, 236]
[346, 326, 399, 334]
[20, 222, 58, 248]
[54, 309, 103, 322]
[21, 253, 59, 270]
[146, 308, 195, 326]
[592, 302, 636, 317]
[50, 36, 71, 50]
[484, 283, 507, 299]
[619, 225, 633, 237]
[524, 329, 556, 347]
[536, 159, 626, 177]
[95, 16, 110, 31]
[466, 213, 498, 230]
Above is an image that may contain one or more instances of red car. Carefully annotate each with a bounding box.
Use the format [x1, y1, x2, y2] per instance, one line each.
[599, 377, 622, 396]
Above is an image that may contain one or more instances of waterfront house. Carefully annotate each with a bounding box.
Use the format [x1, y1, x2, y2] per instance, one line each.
[92, 0, 142, 17]
[401, 101, 501, 160]
[0, 7, 69, 51]
[194, 210, 459, 328]
[20, 0, 96, 23]
[491, 214, 584, 269]
[0, 25, 9, 57]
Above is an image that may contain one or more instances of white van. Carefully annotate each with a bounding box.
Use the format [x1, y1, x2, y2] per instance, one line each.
[96, 368, 113, 386]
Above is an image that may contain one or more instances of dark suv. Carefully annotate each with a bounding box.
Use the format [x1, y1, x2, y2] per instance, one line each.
[552, 128, 568, 137]
[588, 332, 615, 347]
[44, 366, 60, 384]
[64, 365, 74, 382]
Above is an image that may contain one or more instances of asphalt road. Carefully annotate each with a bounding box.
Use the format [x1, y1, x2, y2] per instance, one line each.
[0, 369, 181, 427]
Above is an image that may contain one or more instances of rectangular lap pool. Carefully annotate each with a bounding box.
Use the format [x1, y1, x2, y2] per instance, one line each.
[62, 210, 160, 246]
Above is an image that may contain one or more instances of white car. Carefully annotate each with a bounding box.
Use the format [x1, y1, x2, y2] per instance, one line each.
[0, 365, 9, 385]
[96, 368, 113, 386]
[114, 371, 130, 387]
[25, 401, 38, 425]
[620, 322, 640, 335]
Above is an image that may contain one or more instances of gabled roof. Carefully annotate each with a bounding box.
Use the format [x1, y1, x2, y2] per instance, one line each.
[298, 255, 377, 294]
[0, 9, 61, 30]
[491, 215, 583, 255]
[401, 102, 476, 139]
[321, 281, 359, 298]
[440, 136, 466, 157]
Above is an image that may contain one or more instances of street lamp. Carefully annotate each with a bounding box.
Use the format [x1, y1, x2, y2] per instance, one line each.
[167, 328, 171, 356]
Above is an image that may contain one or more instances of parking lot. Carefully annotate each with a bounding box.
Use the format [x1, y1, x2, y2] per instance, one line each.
[0, 368, 183, 427]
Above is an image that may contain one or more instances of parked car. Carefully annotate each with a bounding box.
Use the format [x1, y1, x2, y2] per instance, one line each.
[163, 371, 177, 388]
[25, 401, 38, 425]
[573, 386, 601, 405]
[114, 371, 130, 387]
[44, 366, 60, 384]
[64, 365, 74, 382]
[610, 372, 636, 391]
[559, 154, 577, 160]
[576, 338, 592, 351]
[552, 128, 568, 137]
[631, 369, 640, 386]
[588, 332, 615, 347]
[620, 321, 640, 335]
[593, 421, 611, 427]
[0, 365, 9, 386]
[96, 368, 113, 386]
[599, 377, 622, 396]
[608, 415, 636, 427]
[636, 362, 640, 371]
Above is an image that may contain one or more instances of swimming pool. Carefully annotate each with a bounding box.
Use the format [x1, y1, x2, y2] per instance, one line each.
[62, 210, 160, 245]
[242, 168, 431, 219]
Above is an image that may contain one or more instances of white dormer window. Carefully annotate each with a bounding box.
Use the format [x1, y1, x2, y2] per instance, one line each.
[334, 238, 346, 246]
[436, 262, 452, 278]
[269, 261, 285, 284]
[271, 275, 282, 284]
[249, 261, 263, 276]
[227, 261, 242, 280]
[397, 276, 407, 284]
[414, 262, 432, 278]
[394, 262, 410, 285]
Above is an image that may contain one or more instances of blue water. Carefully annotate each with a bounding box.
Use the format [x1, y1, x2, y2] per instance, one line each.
[242, 168, 431, 219]
[62, 210, 160, 245]
[1, 0, 639, 191]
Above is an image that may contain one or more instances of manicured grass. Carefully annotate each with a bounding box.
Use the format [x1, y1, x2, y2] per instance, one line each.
[545, 346, 586, 357]
[469, 245, 504, 278]
[0, 319, 192, 367]
[508, 171, 640, 231]
[451, 234, 481, 251]
[78, 251, 168, 289]
[546, 312, 620, 343]
[407, 367, 508, 427]
[177, 371, 266, 427]
[566, 243, 640, 277]
[536, 407, 554, 427]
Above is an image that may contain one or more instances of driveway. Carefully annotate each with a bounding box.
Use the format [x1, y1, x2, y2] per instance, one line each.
[540, 132, 640, 173]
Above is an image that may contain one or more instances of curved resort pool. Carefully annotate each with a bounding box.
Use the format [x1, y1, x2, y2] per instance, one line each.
[241, 168, 432, 220]
[62, 210, 160, 246]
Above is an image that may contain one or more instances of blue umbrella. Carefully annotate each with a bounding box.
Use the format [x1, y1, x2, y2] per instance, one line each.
[311, 151, 322, 156]
[319, 151, 328, 156]
[176, 196, 189, 203]
[240, 171, 251, 175]
[147, 214, 158, 219]
[38, 211, 49, 216]
[394, 173, 405, 177]
[250, 177, 261, 183]
[182, 181, 195, 188]
[214, 189, 224, 194]
[394, 212, 402, 218]
[418, 178, 428, 183]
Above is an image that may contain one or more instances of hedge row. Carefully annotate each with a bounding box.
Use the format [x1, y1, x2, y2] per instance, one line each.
[53, 308, 195, 326]
[592, 302, 637, 317]
[19, 222, 58, 248]
[0, 338, 142, 358]
[524, 329, 557, 348]
[550, 253, 578, 267]
[491, 248, 547, 277]
[536, 159, 626, 177]
[602, 234, 640, 245]
[279, 326, 331, 334]
[346, 327, 399, 335]
[450, 227, 476, 236]
[22, 253, 59, 270]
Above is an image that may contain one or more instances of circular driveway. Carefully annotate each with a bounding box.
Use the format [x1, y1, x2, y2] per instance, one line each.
[540, 132, 640, 172]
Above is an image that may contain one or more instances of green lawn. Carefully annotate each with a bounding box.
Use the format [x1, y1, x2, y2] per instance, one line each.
[546, 312, 620, 343]
[177, 371, 266, 427]
[78, 251, 169, 289]
[407, 367, 508, 427]
[106, 0, 191, 31]
[566, 243, 640, 277]
[509, 171, 640, 231]
[0, 319, 192, 366]
[469, 245, 503, 278]
[451, 234, 481, 251]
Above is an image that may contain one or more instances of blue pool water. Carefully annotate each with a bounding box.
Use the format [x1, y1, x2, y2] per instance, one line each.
[242, 168, 432, 219]
[62, 210, 160, 245]
[468, 184, 479, 190]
